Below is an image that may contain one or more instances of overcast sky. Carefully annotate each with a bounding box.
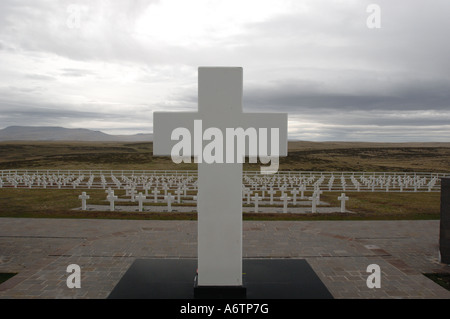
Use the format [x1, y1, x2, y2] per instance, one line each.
[0, 0, 449, 141]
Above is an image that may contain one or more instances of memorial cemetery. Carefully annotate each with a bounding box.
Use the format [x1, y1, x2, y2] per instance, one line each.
[1, 68, 449, 300]
[0, 169, 446, 215]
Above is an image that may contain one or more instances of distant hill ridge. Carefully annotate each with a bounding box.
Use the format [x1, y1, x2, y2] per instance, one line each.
[0, 126, 153, 142]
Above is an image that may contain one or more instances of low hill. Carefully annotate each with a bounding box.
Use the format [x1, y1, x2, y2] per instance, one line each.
[0, 126, 153, 142]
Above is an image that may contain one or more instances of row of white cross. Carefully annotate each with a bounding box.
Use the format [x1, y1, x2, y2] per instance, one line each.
[243, 173, 442, 193]
[1, 170, 444, 192]
[0, 173, 85, 189]
[78, 189, 181, 213]
[78, 187, 351, 214]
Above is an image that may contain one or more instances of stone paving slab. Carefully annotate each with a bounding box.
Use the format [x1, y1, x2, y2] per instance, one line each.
[0, 218, 449, 299]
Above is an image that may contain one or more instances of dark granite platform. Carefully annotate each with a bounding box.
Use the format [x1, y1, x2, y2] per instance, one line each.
[108, 258, 333, 299]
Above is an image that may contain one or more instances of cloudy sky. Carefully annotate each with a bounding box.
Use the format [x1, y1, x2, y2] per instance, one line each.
[0, 0, 449, 141]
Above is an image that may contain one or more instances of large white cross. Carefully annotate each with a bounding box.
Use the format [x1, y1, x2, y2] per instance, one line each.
[153, 67, 287, 287]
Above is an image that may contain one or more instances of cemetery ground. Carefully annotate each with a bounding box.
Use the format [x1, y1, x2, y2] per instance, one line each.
[0, 188, 441, 221]
[0, 140, 448, 221]
[1, 141, 450, 300]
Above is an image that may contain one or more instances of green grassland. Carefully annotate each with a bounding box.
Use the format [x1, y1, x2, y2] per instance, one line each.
[0, 141, 448, 220]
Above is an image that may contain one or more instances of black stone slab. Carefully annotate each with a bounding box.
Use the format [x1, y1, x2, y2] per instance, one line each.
[193, 285, 247, 299]
[440, 178, 450, 264]
[108, 258, 333, 299]
[243, 259, 332, 299]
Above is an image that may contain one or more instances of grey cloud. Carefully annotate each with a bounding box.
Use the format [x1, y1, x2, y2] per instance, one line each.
[24, 74, 56, 81]
[0, 95, 157, 131]
[245, 90, 450, 112]
[8, 86, 44, 93]
[288, 120, 450, 142]
[0, 0, 449, 142]
[326, 116, 450, 128]
[242, 77, 450, 112]
[0, 101, 110, 119]
[0, 0, 158, 63]
[59, 68, 95, 77]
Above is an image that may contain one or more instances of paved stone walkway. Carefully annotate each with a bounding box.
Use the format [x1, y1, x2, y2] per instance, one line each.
[0, 218, 449, 299]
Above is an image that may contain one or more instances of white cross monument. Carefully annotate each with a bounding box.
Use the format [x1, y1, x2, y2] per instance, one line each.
[153, 67, 287, 294]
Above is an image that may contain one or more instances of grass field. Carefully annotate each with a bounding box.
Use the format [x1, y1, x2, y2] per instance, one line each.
[0, 141, 448, 220]
[1, 140, 450, 172]
[0, 188, 441, 221]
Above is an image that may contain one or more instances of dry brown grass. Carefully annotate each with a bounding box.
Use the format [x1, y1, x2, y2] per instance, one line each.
[1, 141, 449, 172]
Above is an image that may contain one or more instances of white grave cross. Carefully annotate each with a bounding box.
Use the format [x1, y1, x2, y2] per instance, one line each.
[338, 193, 349, 213]
[299, 184, 306, 199]
[309, 193, 317, 213]
[175, 188, 183, 204]
[152, 187, 159, 202]
[153, 67, 287, 288]
[291, 188, 299, 205]
[78, 192, 90, 211]
[251, 193, 260, 213]
[268, 188, 277, 205]
[107, 192, 118, 212]
[130, 187, 137, 202]
[164, 194, 175, 212]
[136, 192, 146, 212]
[280, 193, 290, 214]
[105, 187, 114, 198]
